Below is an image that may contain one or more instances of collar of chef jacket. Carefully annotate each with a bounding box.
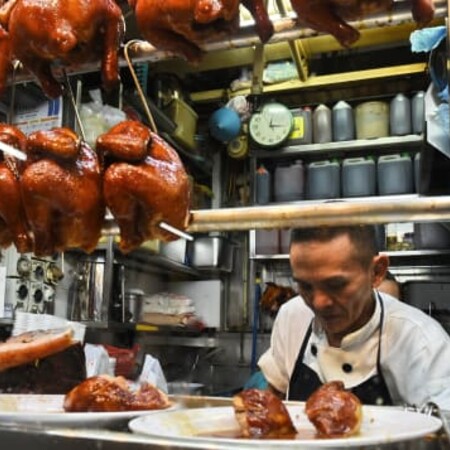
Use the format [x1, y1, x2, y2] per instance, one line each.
[305, 293, 382, 389]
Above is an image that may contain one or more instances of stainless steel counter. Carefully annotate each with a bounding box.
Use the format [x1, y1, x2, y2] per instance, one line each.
[0, 396, 448, 450]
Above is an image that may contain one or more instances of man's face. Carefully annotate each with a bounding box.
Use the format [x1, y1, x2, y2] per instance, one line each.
[290, 234, 383, 344]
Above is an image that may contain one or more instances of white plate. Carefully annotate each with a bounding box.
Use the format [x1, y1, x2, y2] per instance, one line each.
[129, 404, 442, 448]
[0, 394, 176, 428]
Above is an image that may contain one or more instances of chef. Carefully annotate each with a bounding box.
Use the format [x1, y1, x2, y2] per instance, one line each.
[259, 225, 450, 409]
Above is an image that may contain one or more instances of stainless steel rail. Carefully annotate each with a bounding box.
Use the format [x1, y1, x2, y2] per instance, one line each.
[101, 196, 450, 236]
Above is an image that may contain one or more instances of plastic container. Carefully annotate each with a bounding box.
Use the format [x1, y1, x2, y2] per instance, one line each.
[124, 289, 145, 323]
[414, 152, 421, 193]
[279, 229, 291, 254]
[274, 160, 305, 202]
[413, 223, 450, 249]
[255, 229, 279, 254]
[208, 106, 241, 142]
[332, 101, 355, 141]
[313, 104, 332, 143]
[342, 157, 376, 197]
[255, 165, 271, 204]
[164, 98, 198, 150]
[355, 101, 389, 139]
[390, 93, 411, 136]
[412, 91, 425, 134]
[286, 107, 312, 145]
[377, 154, 414, 195]
[306, 160, 341, 199]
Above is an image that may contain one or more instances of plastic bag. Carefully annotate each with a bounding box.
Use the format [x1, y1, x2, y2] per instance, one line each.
[80, 89, 126, 148]
[138, 354, 168, 393]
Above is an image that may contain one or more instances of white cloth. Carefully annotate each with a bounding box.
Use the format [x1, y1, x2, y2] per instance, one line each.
[258, 292, 450, 409]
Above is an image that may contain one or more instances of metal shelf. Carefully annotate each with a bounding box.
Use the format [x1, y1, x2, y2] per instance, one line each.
[252, 134, 424, 160]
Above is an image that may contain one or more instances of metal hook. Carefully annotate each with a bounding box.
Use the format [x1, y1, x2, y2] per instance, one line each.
[63, 70, 86, 141]
[123, 39, 158, 133]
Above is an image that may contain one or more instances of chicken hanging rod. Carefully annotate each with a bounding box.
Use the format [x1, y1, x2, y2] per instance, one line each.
[92, 195, 450, 234]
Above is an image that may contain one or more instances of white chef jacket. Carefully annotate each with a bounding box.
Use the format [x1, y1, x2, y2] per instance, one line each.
[258, 291, 450, 409]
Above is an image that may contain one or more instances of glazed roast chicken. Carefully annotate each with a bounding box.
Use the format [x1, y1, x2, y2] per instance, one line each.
[233, 383, 362, 439]
[130, 0, 434, 60]
[128, 0, 274, 62]
[260, 282, 296, 317]
[0, 0, 124, 98]
[96, 120, 191, 254]
[289, 0, 435, 48]
[21, 127, 104, 256]
[233, 388, 296, 438]
[64, 375, 171, 412]
[0, 124, 32, 253]
[305, 381, 363, 437]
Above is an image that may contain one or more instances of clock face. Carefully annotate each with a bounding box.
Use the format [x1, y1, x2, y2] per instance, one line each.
[249, 103, 293, 148]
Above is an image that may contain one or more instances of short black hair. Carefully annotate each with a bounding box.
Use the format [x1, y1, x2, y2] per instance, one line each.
[290, 225, 378, 268]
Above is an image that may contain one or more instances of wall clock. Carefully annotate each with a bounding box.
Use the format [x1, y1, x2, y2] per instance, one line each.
[249, 102, 293, 148]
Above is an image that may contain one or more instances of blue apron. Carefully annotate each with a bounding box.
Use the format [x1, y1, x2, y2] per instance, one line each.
[288, 293, 393, 405]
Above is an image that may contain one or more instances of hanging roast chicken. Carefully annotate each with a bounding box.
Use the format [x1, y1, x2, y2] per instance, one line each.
[0, 0, 124, 98]
[0, 124, 32, 253]
[96, 120, 191, 254]
[21, 127, 105, 257]
[128, 0, 274, 62]
[289, 0, 435, 48]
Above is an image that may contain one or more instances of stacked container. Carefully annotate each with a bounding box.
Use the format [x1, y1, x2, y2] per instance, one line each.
[274, 160, 305, 202]
[355, 101, 389, 139]
[306, 160, 341, 199]
[377, 154, 414, 195]
[332, 101, 355, 142]
[342, 157, 376, 197]
[390, 93, 412, 136]
[255, 164, 271, 204]
[286, 107, 312, 145]
[313, 104, 332, 143]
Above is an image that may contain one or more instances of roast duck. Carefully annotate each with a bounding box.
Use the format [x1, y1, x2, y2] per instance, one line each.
[0, 0, 124, 98]
[0, 120, 190, 257]
[233, 382, 362, 439]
